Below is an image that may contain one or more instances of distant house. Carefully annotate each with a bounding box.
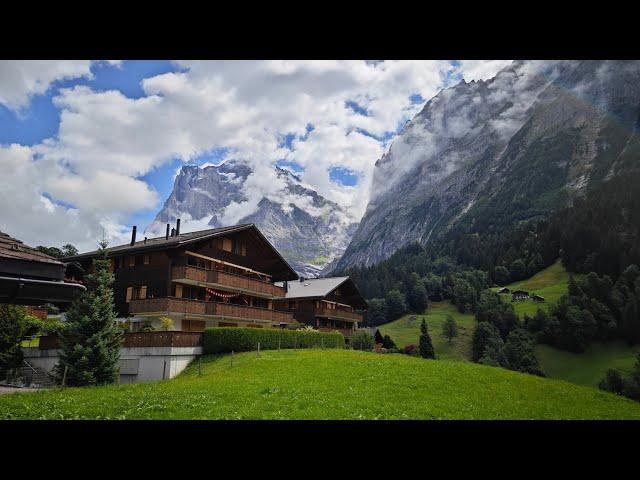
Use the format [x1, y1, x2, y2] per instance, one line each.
[512, 290, 529, 301]
[497, 287, 510, 294]
[274, 276, 367, 342]
[532, 294, 545, 303]
[0, 230, 85, 306]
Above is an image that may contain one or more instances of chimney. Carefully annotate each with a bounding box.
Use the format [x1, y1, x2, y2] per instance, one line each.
[130, 226, 137, 246]
[144, 237, 147, 244]
[171, 228, 176, 237]
[176, 218, 181, 236]
[283, 281, 288, 293]
[299, 276, 305, 282]
[166, 224, 170, 240]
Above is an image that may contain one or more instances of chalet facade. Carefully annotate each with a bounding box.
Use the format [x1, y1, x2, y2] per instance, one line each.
[273, 277, 367, 340]
[512, 290, 529, 301]
[63, 223, 298, 332]
[0, 230, 85, 305]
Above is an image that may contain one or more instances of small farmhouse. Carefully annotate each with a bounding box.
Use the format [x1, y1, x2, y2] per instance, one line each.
[497, 287, 510, 294]
[532, 294, 545, 303]
[512, 290, 529, 301]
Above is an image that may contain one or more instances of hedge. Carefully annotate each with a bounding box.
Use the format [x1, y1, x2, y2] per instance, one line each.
[203, 327, 345, 354]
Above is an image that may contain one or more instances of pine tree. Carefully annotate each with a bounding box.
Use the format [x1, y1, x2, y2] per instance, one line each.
[419, 318, 435, 359]
[56, 240, 122, 386]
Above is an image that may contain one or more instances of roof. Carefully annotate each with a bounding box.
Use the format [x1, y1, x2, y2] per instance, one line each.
[275, 276, 368, 310]
[0, 231, 62, 265]
[63, 224, 256, 262]
[276, 276, 350, 299]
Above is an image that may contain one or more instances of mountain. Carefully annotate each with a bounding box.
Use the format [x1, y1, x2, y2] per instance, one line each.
[147, 162, 358, 278]
[334, 60, 640, 271]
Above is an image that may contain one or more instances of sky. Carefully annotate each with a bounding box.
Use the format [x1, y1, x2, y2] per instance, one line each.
[0, 60, 512, 251]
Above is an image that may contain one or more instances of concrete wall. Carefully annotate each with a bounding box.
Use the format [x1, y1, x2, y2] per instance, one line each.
[22, 346, 202, 384]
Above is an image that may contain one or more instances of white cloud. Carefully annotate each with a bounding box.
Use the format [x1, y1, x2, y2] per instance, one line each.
[456, 60, 514, 82]
[0, 61, 93, 111]
[1, 60, 518, 250]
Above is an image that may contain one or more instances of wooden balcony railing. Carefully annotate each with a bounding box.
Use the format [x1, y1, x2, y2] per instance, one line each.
[171, 266, 286, 298]
[314, 307, 362, 323]
[129, 297, 293, 324]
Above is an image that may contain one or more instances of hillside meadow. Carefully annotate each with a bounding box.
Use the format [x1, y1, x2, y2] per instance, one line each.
[1, 349, 639, 420]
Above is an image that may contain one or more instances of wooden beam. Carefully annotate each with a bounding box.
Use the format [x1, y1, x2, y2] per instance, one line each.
[185, 250, 271, 280]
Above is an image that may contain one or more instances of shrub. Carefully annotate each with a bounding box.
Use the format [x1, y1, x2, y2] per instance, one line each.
[403, 344, 419, 356]
[351, 330, 375, 351]
[159, 317, 174, 331]
[203, 327, 344, 354]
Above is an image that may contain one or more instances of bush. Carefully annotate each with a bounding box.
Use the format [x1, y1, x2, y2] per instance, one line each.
[403, 344, 419, 356]
[351, 330, 375, 351]
[203, 327, 344, 354]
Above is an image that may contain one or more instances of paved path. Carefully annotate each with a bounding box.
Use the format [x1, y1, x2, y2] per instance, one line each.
[0, 386, 40, 395]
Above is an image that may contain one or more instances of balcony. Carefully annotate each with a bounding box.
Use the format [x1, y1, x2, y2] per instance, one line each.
[37, 331, 203, 350]
[129, 297, 293, 324]
[171, 266, 286, 298]
[314, 306, 362, 323]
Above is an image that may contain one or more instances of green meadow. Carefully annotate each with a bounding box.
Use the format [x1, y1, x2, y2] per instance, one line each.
[378, 301, 475, 361]
[1, 349, 639, 420]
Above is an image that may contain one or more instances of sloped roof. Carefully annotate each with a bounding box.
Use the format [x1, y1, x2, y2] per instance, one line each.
[63, 224, 255, 262]
[276, 277, 350, 299]
[0, 230, 62, 265]
[275, 276, 368, 309]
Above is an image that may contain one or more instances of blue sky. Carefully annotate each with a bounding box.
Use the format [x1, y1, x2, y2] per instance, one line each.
[0, 60, 512, 249]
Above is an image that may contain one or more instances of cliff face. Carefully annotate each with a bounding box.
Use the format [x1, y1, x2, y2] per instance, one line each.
[148, 163, 357, 278]
[335, 60, 640, 271]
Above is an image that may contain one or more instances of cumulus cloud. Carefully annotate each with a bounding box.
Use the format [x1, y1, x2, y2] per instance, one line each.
[0, 61, 93, 111]
[1, 60, 519, 251]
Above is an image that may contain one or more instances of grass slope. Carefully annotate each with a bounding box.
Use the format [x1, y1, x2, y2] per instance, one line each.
[2, 349, 638, 420]
[537, 342, 640, 388]
[378, 301, 475, 361]
[494, 260, 571, 317]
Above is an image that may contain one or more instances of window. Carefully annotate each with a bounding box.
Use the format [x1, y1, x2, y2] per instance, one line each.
[143, 254, 150, 265]
[135, 255, 144, 266]
[128, 256, 135, 267]
[222, 238, 232, 252]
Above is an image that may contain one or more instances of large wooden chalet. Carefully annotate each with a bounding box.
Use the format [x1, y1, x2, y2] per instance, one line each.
[63, 222, 298, 331]
[273, 277, 367, 340]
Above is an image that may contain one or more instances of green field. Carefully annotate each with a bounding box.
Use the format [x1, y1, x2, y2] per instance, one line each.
[378, 301, 475, 361]
[1, 349, 639, 420]
[537, 342, 640, 388]
[494, 260, 572, 317]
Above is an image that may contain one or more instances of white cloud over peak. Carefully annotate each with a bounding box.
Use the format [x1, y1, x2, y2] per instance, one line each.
[0, 60, 514, 251]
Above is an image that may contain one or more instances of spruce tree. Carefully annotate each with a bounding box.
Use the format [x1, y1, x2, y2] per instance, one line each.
[419, 318, 435, 359]
[56, 241, 122, 386]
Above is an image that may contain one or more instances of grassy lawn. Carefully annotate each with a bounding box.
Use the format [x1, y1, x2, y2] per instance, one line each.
[537, 342, 640, 388]
[378, 301, 475, 361]
[1, 349, 639, 420]
[493, 260, 572, 317]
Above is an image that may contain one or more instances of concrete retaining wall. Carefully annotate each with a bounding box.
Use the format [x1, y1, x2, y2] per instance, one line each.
[22, 346, 202, 384]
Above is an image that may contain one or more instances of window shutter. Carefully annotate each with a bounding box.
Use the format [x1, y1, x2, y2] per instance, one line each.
[128, 256, 134, 267]
[144, 254, 150, 265]
[140, 285, 147, 299]
[222, 238, 232, 252]
[241, 243, 247, 256]
[125, 287, 133, 303]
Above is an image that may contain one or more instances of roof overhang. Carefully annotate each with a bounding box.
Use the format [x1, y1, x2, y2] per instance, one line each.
[0, 275, 86, 306]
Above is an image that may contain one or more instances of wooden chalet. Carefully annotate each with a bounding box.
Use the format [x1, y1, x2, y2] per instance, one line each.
[0, 230, 85, 305]
[497, 287, 510, 294]
[532, 294, 545, 303]
[511, 290, 529, 301]
[63, 222, 298, 332]
[273, 276, 368, 341]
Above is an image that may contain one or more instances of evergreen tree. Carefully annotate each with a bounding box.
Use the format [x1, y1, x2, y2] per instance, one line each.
[56, 240, 122, 386]
[493, 266, 510, 286]
[441, 315, 458, 344]
[364, 298, 387, 326]
[0, 305, 39, 371]
[406, 273, 428, 313]
[419, 319, 435, 359]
